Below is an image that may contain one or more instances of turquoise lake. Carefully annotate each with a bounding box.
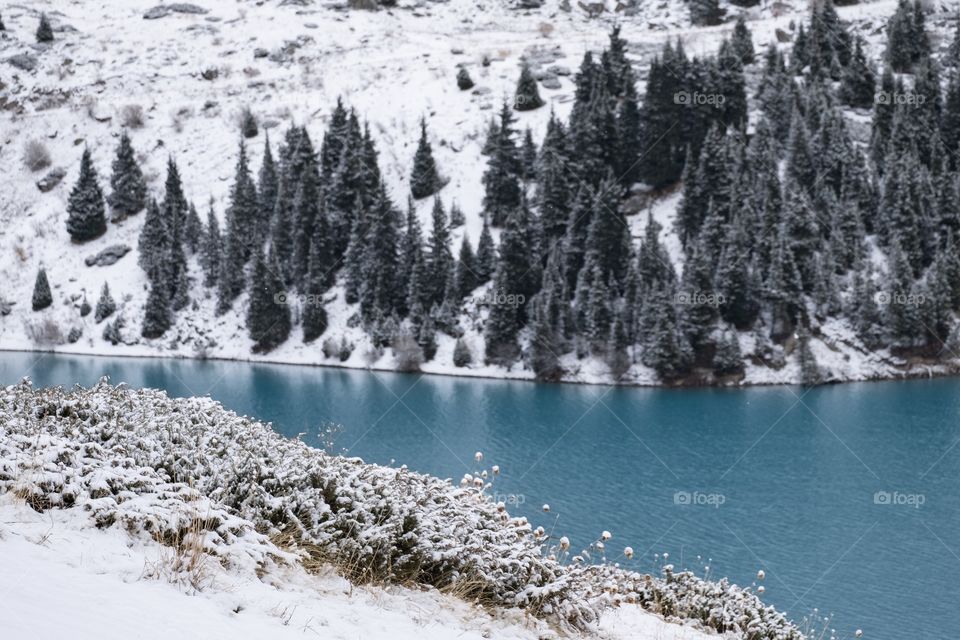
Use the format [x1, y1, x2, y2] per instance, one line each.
[3, 351, 958, 639]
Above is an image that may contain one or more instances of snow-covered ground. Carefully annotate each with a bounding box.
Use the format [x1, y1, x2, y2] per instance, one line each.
[5, 0, 955, 388]
[0, 497, 718, 640]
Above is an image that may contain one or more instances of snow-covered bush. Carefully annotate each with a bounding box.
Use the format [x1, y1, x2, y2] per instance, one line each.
[0, 381, 804, 638]
[22, 139, 51, 171]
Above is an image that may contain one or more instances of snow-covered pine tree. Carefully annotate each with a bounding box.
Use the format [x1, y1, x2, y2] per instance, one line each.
[247, 246, 290, 353]
[201, 201, 221, 288]
[359, 183, 404, 322]
[713, 329, 744, 376]
[31, 269, 52, 311]
[107, 131, 147, 219]
[795, 318, 821, 386]
[301, 238, 331, 343]
[456, 67, 474, 90]
[66, 148, 107, 243]
[475, 215, 497, 284]
[838, 37, 876, 109]
[514, 62, 545, 111]
[581, 172, 631, 289]
[141, 280, 172, 339]
[257, 134, 278, 240]
[410, 119, 443, 199]
[94, 282, 116, 323]
[426, 197, 454, 308]
[184, 202, 203, 254]
[885, 0, 925, 72]
[731, 16, 755, 65]
[537, 113, 572, 240]
[454, 235, 479, 301]
[291, 153, 323, 286]
[36, 13, 53, 43]
[520, 128, 538, 181]
[138, 199, 169, 285]
[453, 337, 472, 367]
[947, 13, 960, 68]
[482, 102, 521, 226]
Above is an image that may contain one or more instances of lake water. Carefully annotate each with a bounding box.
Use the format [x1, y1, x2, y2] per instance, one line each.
[2, 351, 958, 639]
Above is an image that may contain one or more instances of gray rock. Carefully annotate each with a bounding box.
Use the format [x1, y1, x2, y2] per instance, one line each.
[547, 64, 571, 76]
[84, 245, 132, 267]
[472, 86, 492, 96]
[36, 167, 67, 193]
[539, 75, 562, 90]
[143, 3, 209, 19]
[253, 47, 269, 58]
[0, 299, 14, 316]
[7, 54, 38, 72]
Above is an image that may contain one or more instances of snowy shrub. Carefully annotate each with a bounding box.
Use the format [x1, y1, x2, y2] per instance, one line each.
[120, 104, 145, 128]
[453, 338, 473, 367]
[22, 140, 52, 171]
[23, 318, 63, 346]
[240, 107, 258, 138]
[0, 382, 805, 639]
[393, 331, 423, 372]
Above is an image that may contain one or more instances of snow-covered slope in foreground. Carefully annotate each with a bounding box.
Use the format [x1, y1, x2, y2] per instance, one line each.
[0, 497, 714, 640]
[0, 380, 804, 639]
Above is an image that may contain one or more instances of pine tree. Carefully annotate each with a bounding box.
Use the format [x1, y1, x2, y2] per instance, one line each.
[0, 11, 5, 31]
[36, 13, 53, 43]
[454, 235, 479, 300]
[475, 215, 497, 283]
[31, 269, 52, 311]
[582, 173, 631, 289]
[641, 286, 689, 379]
[257, 134, 278, 240]
[141, 280, 172, 339]
[453, 337, 473, 367]
[94, 283, 116, 323]
[247, 246, 290, 353]
[713, 329, 744, 376]
[537, 113, 572, 240]
[482, 102, 522, 226]
[184, 202, 203, 254]
[66, 148, 107, 243]
[529, 290, 563, 380]
[301, 238, 330, 344]
[838, 37, 876, 109]
[201, 201, 221, 288]
[108, 131, 147, 219]
[410, 119, 443, 199]
[520, 128, 538, 181]
[484, 267, 521, 367]
[947, 14, 960, 69]
[457, 67, 474, 90]
[291, 153, 323, 285]
[359, 182, 404, 321]
[138, 199, 168, 285]
[514, 62, 545, 111]
[885, 0, 923, 72]
[731, 16, 755, 65]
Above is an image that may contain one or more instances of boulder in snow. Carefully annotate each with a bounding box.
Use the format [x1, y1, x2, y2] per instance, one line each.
[6, 54, 38, 72]
[36, 167, 67, 193]
[84, 245, 132, 267]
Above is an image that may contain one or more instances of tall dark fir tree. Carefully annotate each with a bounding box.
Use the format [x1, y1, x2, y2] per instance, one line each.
[66, 149, 107, 243]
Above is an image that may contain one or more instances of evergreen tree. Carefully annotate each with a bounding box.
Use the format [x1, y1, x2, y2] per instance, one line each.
[529, 290, 563, 380]
[247, 246, 290, 353]
[31, 269, 52, 311]
[94, 283, 116, 323]
[425, 197, 454, 307]
[713, 329, 744, 376]
[201, 201, 221, 288]
[885, 0, 925, 72]
[108, 131, 147, 219]
[359, 183, 404, 321]
[0, 12, 5, 31]
[638, 42, 689, 186]
[582, 173, 631, 289]
[946, 14, 960, 69]
[520, 128, 538, 181]
[514, 61, 545, 111]
[138, 199, 168, 285]
[184, 202, 203, 254]
[453, 337, 472, 367]
[257, 134, 278, 240]
[484, 267, 521, 367]
[141, 280, 172, 339]
[641, 286, 689, 379]
[838, 37, 876, 109]
[482, 102, 522, 225]
[731, 16, 755, 65]
[291, 153, 324, 285]
[457, 67, 474, 90]
[66, 148, 107, 243]
[399, 197, 424, 304]
[454, 235, 479, 300]
[410, 119, 443, 199]
[537, 113, 572, 240]
[36, 13, 53, 43]
[476, 215, 497, 283]
[301, 240, 330, 344]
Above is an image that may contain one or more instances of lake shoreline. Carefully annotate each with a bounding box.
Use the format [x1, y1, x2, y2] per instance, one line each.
[2, 344, 957, 391]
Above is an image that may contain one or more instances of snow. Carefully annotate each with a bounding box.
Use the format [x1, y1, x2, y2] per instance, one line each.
[0, 497, 717, 640]
[1, 0, 949, 388]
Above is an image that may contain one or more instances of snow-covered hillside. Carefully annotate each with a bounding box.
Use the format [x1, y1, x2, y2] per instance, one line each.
[0, 380, 805, 639]
[4, 0, 958, 387]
